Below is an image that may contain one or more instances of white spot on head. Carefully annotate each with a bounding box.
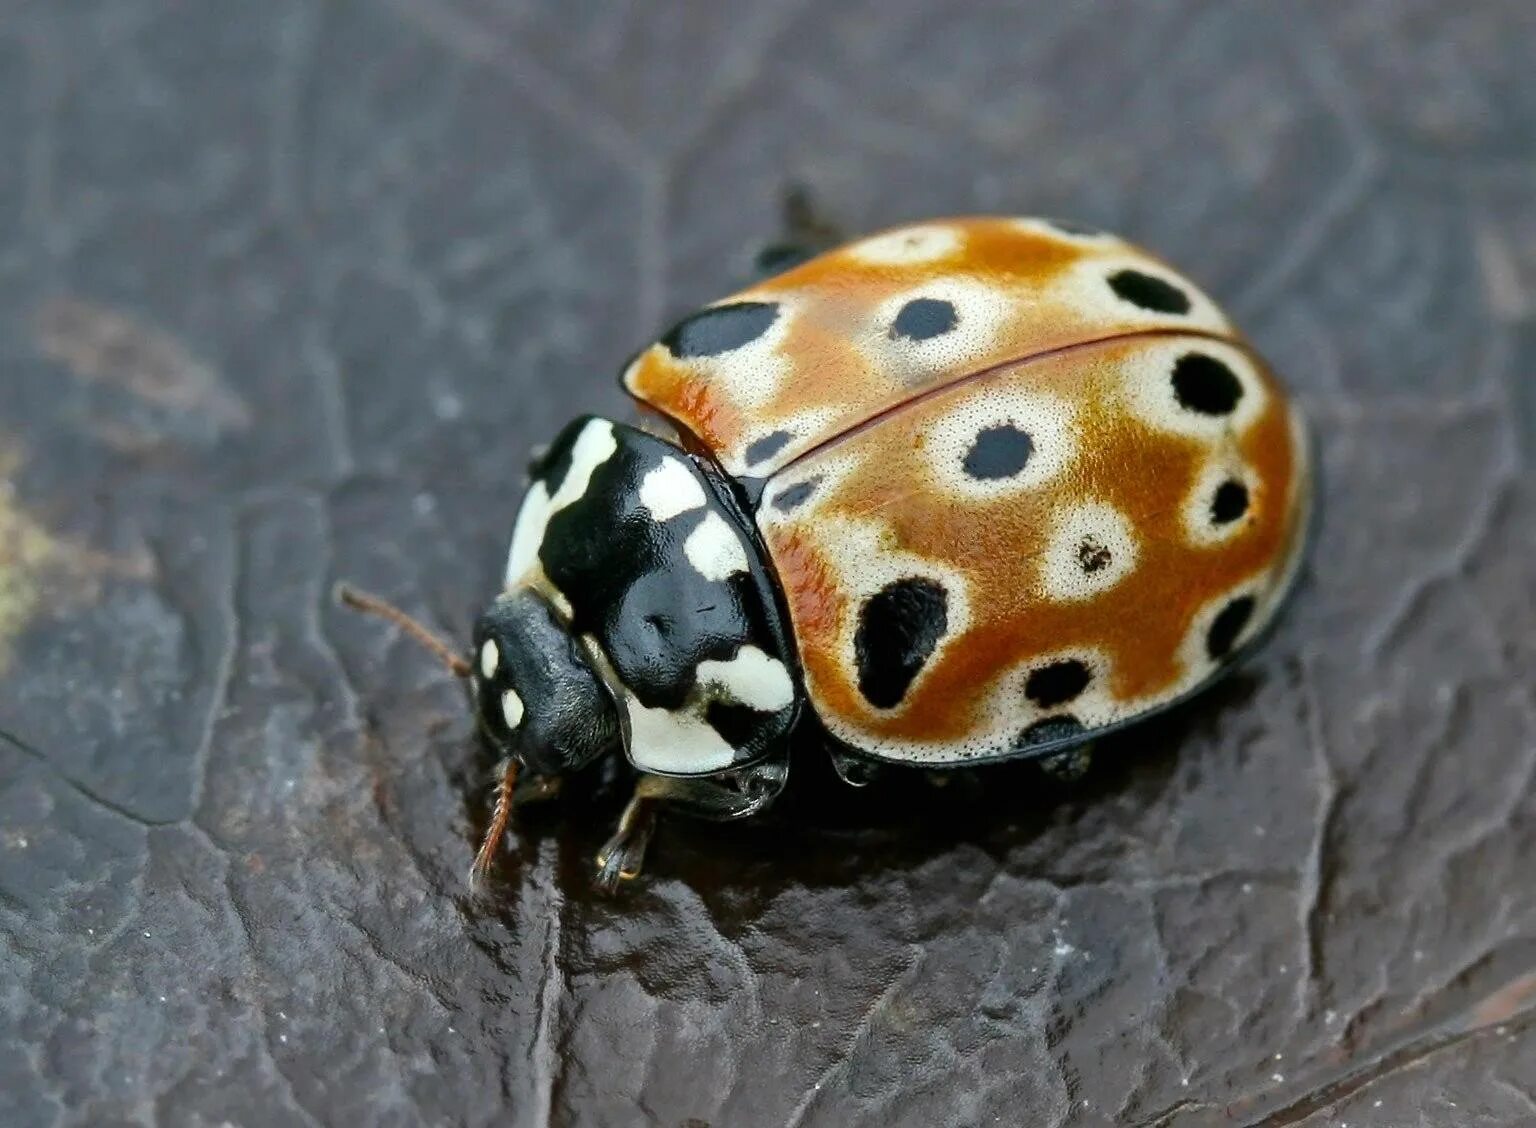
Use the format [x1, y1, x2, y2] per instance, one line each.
[683, 512, 749, 580]
[505, 418, 619, 586]
[845, 224, 963, 265]
[1039, 501, 1140, 602]
[695, 646, 794, 712]
[501, 688, 525, 730]
[925, 387, 1077, 499]
[480, 639, 499, 680]
[624, 695, 738, 774]
[639, 456, 706, 521]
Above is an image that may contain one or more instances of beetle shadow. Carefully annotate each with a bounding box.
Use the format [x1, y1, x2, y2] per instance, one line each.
[646, 668, 1267, 900]
[451, 668, 1265, 919]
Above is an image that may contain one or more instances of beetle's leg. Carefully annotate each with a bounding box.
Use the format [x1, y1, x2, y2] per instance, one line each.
[1038, 743, 1095, 783]
[593, 757, 790, 892]
[594, 778, 663, 892]
[828, 744, 881, 788]
[753, 184, 845, 277]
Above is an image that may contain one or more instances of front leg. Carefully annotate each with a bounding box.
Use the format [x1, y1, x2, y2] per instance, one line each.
[594, 757, 789, 892]
[1037, 743, 1095, 782]
[828, 743, 881, 788]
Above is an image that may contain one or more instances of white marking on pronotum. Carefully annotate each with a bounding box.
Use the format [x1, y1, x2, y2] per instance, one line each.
[480, 639, 499, 680]
[696, 646, 794, 712]
[505, 419, 619, 585]
[624, 695, 738, 774]
[505, 483, 552, 586]
[501, 688, 525, 730]
[683, 512, 749, 580]
[638, 457, 706, 521]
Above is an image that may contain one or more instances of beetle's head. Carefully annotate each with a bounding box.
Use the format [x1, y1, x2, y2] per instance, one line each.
[470, 588, 618, 775]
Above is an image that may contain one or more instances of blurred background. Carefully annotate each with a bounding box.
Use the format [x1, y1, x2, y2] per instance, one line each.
[3, 2, 1535, 1125]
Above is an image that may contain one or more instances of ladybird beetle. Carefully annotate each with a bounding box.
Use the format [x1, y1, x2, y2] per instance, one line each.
[344, 212, 1311, 890]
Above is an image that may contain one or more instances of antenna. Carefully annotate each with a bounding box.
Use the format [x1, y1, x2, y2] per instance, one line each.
[335, 582, 472, 678]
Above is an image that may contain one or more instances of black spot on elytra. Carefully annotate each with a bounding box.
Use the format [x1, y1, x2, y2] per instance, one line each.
[1211, 479, 1250, 525]
[1206, 595, 1256, 660]
[770, 477, 820, 513]
[963, 424, 1034, 480]
[744, 429, 793, 467]
[1016, 716, 1087, 749]
[891, 297, 958, 341]
[1108, 269, 1191, 314]
[1078, 537, 1112, 573]
[854, 578, 948, 709]
[1172, 353, 1244, 415]
[1025, 660, 1091, 708]
[661, 301, 779, 358]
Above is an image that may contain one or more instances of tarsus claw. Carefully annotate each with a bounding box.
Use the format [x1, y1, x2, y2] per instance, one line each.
[593, 795, 657, 894]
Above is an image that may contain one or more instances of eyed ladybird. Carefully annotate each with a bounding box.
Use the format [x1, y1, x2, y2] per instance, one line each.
[345, 214, 1312, 889]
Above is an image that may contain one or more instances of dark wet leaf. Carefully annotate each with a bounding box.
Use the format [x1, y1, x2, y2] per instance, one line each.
[3, 2, 1536, 1126]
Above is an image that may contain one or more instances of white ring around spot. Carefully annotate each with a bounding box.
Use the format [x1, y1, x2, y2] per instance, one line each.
[925, 387, 1076, 500]
[1038, 501, 1140, 602]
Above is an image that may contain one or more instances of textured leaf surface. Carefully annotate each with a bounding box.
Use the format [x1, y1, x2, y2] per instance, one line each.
[3, 2, 1536, 1125]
